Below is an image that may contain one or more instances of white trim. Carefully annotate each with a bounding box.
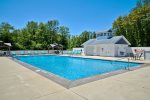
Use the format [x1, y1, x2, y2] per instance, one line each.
[114, 36, 131, 45]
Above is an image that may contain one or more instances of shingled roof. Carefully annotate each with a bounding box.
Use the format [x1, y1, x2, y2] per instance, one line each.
[0, 41, 12, 47]
[82, 36, 131, 46]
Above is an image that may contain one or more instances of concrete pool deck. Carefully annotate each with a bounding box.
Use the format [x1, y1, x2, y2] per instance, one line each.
[0, 57, 150, 100]
[66, 55, 150, 64]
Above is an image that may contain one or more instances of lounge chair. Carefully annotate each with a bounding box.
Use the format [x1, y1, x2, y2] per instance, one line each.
[67, 51, 72, 55]
[20, 51, 25, 55]
[74, 51, 77, 55]
[11, 51, 16, 56]
[77, 51, 81, 55]
[73, 51, 80, 55]
[70, 51, 74, 55]
[27, 51, 31, 55]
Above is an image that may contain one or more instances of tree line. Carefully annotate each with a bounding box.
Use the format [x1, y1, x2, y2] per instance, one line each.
[0, 20, 95, 50]
[113, 0, 150, 47]
[0, 0, 150, 50]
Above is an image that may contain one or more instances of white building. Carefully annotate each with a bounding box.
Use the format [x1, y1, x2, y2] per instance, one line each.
[82, 29, 131, 57]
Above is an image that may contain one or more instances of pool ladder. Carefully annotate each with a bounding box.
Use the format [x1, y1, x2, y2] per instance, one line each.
[110, 57, 130, 70]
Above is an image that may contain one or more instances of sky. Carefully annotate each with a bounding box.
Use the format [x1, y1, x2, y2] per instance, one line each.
[0, 0, 137, 35]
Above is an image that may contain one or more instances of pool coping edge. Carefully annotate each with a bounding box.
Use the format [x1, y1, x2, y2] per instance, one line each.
[8, 56, 150, 89]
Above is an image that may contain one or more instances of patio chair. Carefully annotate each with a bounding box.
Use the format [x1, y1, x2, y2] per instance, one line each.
[137, 52, 143, 60]
[129, 53, 137, 60]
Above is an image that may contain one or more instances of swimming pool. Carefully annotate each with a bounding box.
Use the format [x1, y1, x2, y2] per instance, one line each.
[15, 55, 141, 81]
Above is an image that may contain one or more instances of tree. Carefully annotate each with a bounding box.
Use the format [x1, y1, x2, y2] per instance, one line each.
[67, 31, 95, 49]
[58, 26, 70, 49]
[45, 20, 59, 45]
[134, 0, 150, 9]
[113, 2, 150, 47]
[143, 0, 150, 5]
[0, 22, 14, 43]
[0, 20, 96, 50]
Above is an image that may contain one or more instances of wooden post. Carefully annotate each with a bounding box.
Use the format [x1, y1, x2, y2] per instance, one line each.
[8, 46, 11, 56]
[127, 58, 130, 70]
[48, 46, 49, 54]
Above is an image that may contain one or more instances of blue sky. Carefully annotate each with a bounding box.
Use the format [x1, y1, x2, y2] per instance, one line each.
[0, 0, 137, 35]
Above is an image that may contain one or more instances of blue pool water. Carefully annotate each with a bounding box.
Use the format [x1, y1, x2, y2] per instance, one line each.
[15, 55, 141, 80]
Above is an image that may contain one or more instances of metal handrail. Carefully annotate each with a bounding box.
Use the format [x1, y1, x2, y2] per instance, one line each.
[110, 57, 130, 70]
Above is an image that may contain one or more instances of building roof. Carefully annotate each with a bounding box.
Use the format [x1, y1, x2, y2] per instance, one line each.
[49, 44, 56, 48]
[96, 29, 112, 34]
[49, 43, 63, 48]
[82, 39, 95, 46]
[82, 36, 131, 46]
[4, 43, 12, 47]
[0, 41, 11, 47]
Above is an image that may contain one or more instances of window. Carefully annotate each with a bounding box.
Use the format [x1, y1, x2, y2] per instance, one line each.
[97, 34, 100, 37]
[104, 33, 106, 36]
[120, 51, 124, 55]
[101, 48, 104, 52]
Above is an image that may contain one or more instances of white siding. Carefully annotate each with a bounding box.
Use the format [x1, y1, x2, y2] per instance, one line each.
[114, 44, 128, 57]
[84, 44, 116, 56]
[144, 51, 150, 60]
[96, 45, 100, 56]
[85, 46, 96, 56]
[98, 44, 115, 57]
[84, 44, 129, 57]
